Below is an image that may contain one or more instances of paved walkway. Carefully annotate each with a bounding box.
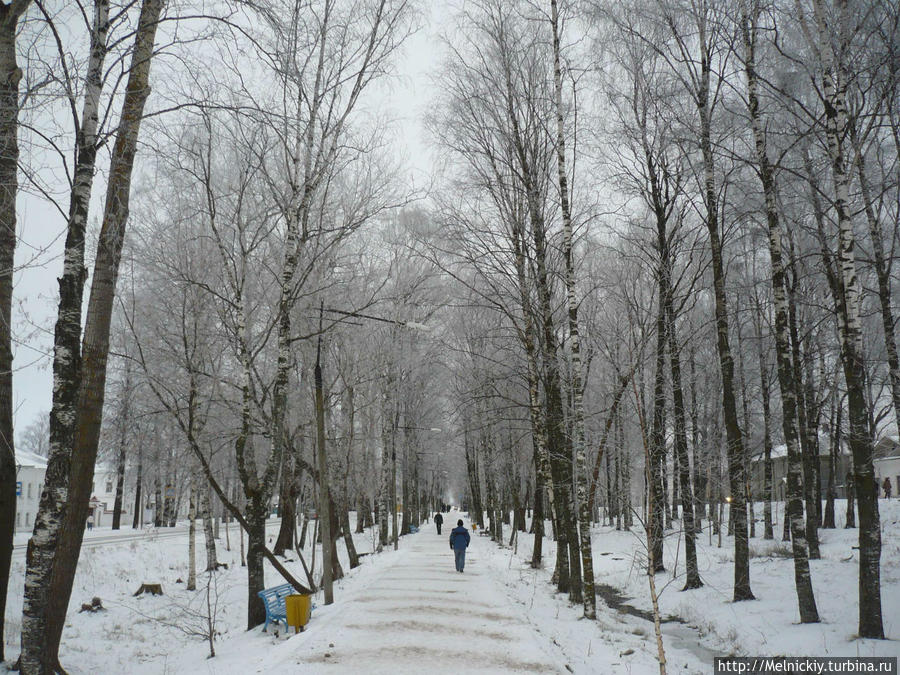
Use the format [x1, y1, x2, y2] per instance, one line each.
[289, 514, 566, 674]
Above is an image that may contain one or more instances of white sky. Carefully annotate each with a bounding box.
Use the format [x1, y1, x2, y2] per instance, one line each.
[11, 2, 449, 440]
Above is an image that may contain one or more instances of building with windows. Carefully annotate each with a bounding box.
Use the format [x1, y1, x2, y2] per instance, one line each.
[15, 452, 133, 532]
[14, 449, 47, 533]
[750, 437, 852, 501]
[91, 462, 131, 527]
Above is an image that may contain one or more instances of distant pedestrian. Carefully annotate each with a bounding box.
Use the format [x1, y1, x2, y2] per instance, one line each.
[449, 519, 470, 573]
[435, 512, 444, 535]
[87, 513, 94, 531]
[884, 477, 893, 499]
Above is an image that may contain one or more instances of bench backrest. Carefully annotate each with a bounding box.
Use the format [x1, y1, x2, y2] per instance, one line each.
[258, 583, 294, 611]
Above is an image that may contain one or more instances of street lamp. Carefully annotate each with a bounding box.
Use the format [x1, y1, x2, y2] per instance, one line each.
[394, 426, 443, 549]
[312, 303, 429, 601]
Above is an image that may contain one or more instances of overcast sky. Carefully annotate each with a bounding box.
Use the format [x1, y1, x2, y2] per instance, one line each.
[12, 2, 447, 444]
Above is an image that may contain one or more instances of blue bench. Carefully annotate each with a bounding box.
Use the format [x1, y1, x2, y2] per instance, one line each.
[258, 583, 293, 632]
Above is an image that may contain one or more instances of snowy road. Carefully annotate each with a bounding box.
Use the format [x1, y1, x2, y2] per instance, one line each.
[264, 515, 568, 674]
[11, 519, 281, 557]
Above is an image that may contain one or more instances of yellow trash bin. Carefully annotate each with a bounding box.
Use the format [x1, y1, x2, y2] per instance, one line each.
[285, 594, 312, 633]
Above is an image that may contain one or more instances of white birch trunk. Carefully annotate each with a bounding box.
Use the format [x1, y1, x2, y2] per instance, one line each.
[201, 482, 217, 571]
[21, 3, 111, 669]
[802, 0, 883, 638]
[187, 479, 197, 591]
[549, 0, 594, 619]
[742, 4, 818, 622]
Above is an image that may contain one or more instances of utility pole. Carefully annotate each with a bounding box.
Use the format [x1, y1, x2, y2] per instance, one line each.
[315, 303, 333, 604]
[392, 403, 399, 551]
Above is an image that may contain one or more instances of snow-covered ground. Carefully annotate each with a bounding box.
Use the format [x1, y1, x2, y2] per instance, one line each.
[493, 499, 900, 667]
[3, 501, 898, 673]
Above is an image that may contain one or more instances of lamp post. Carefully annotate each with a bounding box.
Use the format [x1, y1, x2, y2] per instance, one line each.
[412, 433, 444, 521]
[314, 303, 333, 605]
[395, 426, 442, 546]
[318, 307, 432, 553]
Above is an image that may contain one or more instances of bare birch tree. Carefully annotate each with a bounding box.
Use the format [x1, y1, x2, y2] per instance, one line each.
[0, 0, 32, 662]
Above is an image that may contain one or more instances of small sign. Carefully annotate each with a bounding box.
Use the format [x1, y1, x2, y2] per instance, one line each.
[164, 485, 175, 498]
[16, 481, 21, 497]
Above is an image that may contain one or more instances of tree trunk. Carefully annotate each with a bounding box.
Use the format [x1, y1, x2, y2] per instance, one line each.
[378, 385, 392, 550]
[464, 428, 485, 530]
[807, 0, 883, 638]
[735, 312, 755, 540]
[132, 447, 143, 529]
[649, 293, 667, 574]
[509, 208, 553, 569]
[400, 439, 411, 536]
[845, 464, 856, 529]
[850, 121, 900, 438]
[754, 297, 775, 541]
[531, 446, 544, 566]
[587, 376, 630, 518]
[613, 442, 622, 531]
[499, 44, 577, 594]
[532, 202, 577, 599]
[786, 271, 820, 559]
[355, 493, 366, 533]
[623, 436, 633, 530]
[340, 503, 359, 569]
[40, 5, 166, 666]
[328, 497, 344, 582]
[18, 3, 109, 669]
[698, 50, 753, 600]
[112, 443, 126, 531]
[273, 455, 295, 556]
[549, 0, 593, 617]
[689, 350, 704, 534]
[246, 497, 266, 628]
[154, 479, 162, 527]
[741, 6, 817, 621]
[664, 275, 701, 589]
[0, 4, 29, 662]
[112, 361, 131, 531]
[314, 335, 333, 605]
[823, 404, 837, 529]
[187, 480, 197, 591]
[299, 513, 309, 550]
[201, 482, 217, 571]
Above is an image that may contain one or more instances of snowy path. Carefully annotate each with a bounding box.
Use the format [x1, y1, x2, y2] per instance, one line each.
[269, 519, 567, 674]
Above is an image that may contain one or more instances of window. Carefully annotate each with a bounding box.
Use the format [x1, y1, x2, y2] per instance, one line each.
[26, 512, 31, 526]
[16, 512, 20, 528]
[106, 479, 113, 493]
[27, 483, 32, 499]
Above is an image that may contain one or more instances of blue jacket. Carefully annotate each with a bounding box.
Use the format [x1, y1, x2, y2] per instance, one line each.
[449, 526, 470, 550]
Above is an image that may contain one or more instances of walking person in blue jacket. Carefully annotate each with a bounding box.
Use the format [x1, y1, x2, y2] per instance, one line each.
[449, 519, 470, 572]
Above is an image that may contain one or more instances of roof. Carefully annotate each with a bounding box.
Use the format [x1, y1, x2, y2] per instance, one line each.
[15, 449, 48, 469]
[753, 439, 849, 462]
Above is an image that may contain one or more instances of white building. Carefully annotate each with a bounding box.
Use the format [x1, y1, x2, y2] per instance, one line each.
[15, 449, 47, 533]
[15, 452, 132, 532]
[91, 462, 131, 527]
[875, 455, 900, 497]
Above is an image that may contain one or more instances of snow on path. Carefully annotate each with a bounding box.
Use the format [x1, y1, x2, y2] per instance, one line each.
[258, 516, 568, 674]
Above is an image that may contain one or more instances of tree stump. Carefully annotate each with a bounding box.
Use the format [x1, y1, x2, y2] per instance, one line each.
[133, 583, 164, 596]
[79, 597, 104, 612]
